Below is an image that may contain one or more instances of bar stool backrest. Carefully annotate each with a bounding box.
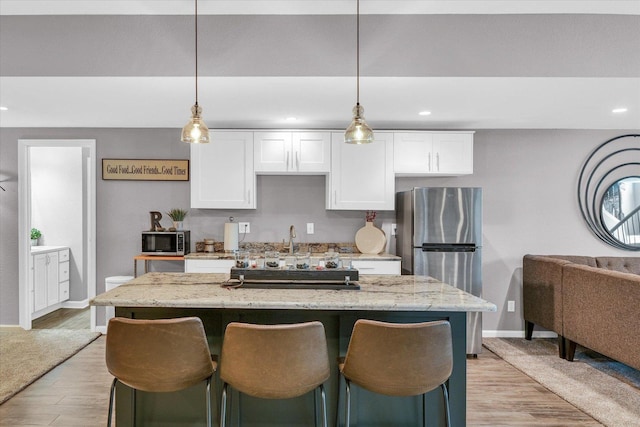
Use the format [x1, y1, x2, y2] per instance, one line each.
[106, 317, 215, 393]
[342, 319, 453, 396]
[220, 321, 330, 399]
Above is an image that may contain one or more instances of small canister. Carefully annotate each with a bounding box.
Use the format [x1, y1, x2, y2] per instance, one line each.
[296, 252, 310, 269]
[204, 239, 214, 253]
[265, 251, 280, 269]
[324, 252, 339, 269]
[235, 250, 249, 268]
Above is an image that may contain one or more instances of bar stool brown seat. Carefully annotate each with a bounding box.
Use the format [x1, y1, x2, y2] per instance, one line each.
[219, 321, 330, 427]
[338, 319, 453, 427]
[105, 317, 217, 427]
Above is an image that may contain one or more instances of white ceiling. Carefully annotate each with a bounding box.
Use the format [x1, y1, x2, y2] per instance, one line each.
[0, 1, 639, 130]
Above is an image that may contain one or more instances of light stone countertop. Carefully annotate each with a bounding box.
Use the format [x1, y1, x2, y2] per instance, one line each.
[91, 272, 496, 312]
[185, 252, 401, 261]
[30, 245, 68, 254]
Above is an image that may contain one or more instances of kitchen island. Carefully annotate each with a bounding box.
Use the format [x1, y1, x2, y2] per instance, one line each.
[91, 272, 496, 427]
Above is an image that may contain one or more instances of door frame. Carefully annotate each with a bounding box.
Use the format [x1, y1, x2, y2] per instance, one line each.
[18, 139, 97, 330]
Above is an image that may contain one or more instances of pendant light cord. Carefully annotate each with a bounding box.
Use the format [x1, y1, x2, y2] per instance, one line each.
[194, 0, 199, 107]
[356, 0, 360, 106]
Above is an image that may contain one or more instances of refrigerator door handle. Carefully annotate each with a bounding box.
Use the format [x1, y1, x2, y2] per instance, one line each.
[420, 243, 477, 252]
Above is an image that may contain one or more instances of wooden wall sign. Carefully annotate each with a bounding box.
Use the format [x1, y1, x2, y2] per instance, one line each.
[102, 159, 189, 181]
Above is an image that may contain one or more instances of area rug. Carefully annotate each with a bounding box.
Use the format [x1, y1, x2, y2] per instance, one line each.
[484, 338, 640, 427]
[0, 327, 101, 404]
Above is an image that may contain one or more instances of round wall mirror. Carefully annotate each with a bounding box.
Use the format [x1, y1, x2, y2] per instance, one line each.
[601, 176, 640, 248]
[577, 134, 639, 251]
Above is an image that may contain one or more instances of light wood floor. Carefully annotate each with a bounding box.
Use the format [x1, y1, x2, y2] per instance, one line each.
[32, 308, 90, 330]
[0, 337, 602, 426]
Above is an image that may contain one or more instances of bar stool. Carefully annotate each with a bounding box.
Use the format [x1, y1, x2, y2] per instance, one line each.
[219, 321, 330, 427]
[105, 317, 217, 427]
[338, 319, 453, 427]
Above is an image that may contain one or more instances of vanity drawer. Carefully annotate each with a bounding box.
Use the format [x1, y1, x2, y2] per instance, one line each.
[58, 249, 70, 262]
[59, 261, 70, 282]
[59, 281, 69, 302]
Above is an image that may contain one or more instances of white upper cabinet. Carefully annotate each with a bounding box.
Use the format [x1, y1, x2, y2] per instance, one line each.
[190, 131, 256, 209]
[394, 131, 474, 176]
[254, 131, 331, 174]
[327, 132, 395, 210]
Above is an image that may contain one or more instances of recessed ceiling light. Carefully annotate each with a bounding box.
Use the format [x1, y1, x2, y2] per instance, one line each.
[418, 111, 431, 116]
[284, 117, 297, 122]
[612, 107, 628, 113]
[0, 106, 8, 111]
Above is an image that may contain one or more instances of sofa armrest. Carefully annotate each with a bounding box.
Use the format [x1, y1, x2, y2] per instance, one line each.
[563, 264, 640, 370]
[523, 255, 571, 335]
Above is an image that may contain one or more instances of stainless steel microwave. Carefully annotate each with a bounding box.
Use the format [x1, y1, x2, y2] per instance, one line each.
[141, 231, 190, 255]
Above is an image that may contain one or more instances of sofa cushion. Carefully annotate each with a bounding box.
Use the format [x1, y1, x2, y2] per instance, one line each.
[548, 255, 597, 267]
[595, 257, 640, 275]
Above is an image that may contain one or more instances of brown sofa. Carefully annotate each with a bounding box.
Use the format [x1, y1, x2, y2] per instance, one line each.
[523, 254, 640, 370]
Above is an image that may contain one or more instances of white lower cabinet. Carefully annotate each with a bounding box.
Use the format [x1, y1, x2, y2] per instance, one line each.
[190, 131, 256, 209]
[352, 260, 401, 275]
[185, 259, 235, 273]
[31, 247, 69, 318]
[327, 132, 395, 210]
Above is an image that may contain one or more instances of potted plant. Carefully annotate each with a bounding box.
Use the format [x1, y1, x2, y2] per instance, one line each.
[30, 228, 42, 246]
[167, 208, 188, 230]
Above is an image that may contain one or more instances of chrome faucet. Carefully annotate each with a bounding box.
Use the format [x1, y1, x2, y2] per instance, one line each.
[288, 225, 296, 254]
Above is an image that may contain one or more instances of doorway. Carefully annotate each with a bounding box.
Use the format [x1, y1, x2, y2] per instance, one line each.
[18, 139, 96, 331]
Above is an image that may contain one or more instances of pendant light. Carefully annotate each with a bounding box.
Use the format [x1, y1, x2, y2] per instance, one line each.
[344, 0, 374, 144]
[181, 0, 210, 144]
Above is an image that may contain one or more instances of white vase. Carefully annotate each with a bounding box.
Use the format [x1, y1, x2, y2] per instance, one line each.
[31, 239, 38, 246]
[173, 221, 184, 230]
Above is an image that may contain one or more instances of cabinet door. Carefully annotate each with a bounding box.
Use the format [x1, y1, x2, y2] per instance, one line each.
[432, 133, 473, 175]
[185, 259, 235, 273]
[351, 260, 401, 275]
[393, 132, 433, 175]
[292, 132, 331, 173]
[328, 132, 395, 210]
[255, 131, 331, 174]
[191, 131, 256, 209]
[254, 132, 292, 173]
[46, 252, 60, 306]
[33, 254, 48, 312]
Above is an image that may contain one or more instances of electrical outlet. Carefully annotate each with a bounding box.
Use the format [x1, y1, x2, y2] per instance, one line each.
[239, 222, 250, 233]
[391, 223, 397, 236]
[507, 300, 515, 312]
[307, 223, 314, 234]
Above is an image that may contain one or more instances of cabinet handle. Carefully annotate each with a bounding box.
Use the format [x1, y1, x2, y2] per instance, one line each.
[247, 190, 251, 205]
[296, 151, 300, 170]
[334, 190, 337, 205]
[436, 152, 440, 171]
[428, 153, 432, 172]
[286, 151, 290, 171]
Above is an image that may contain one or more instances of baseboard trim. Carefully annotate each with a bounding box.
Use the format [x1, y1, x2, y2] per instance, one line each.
[483, 330, 558, 338]
[62, 299, 89, 309]
[95, 325, 108, 334]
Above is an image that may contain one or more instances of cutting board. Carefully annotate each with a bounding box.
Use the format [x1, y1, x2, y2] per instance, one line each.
[355, 222, 386, 254]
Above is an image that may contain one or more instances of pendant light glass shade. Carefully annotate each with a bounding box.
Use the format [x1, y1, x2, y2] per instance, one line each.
[345, 104, 374, 144]
[181, 104, 210, 144]
[344, 0, 373, 144]
[181, 0, 210, 144]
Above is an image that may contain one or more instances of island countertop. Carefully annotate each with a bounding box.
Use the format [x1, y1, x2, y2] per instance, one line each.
[91, 272, 496, 312]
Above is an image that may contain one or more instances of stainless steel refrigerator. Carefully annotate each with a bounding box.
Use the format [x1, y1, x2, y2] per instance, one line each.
[396, 187, 483, 355]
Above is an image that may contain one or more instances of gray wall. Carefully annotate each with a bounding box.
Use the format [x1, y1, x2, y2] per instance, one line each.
[0, 127, 632, 332]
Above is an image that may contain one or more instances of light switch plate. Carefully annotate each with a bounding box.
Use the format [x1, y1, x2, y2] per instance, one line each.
[307, 223, 314, 234]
